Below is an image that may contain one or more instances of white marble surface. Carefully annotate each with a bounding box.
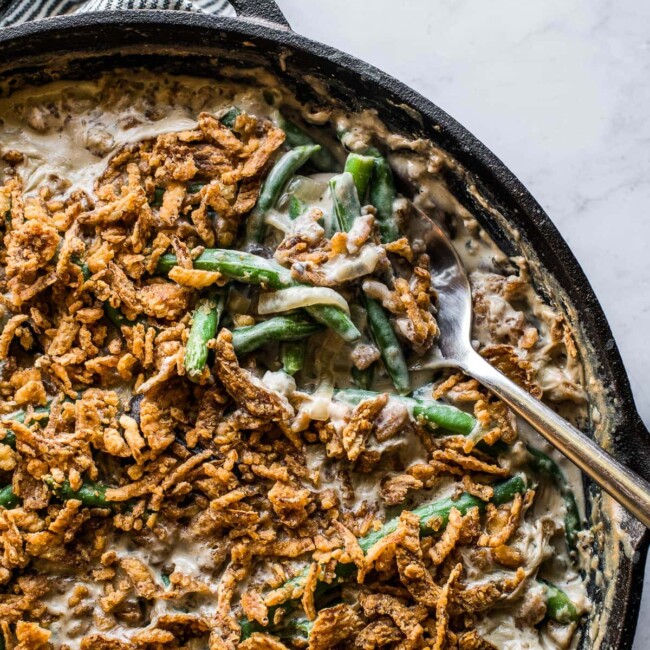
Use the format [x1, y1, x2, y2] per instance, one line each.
[274, 0, 650, 645]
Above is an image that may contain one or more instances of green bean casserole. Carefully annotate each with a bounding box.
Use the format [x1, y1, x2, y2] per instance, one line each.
[0, 72, 590, 650]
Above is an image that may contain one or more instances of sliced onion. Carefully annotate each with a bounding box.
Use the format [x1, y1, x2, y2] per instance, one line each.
[262, 370, 296, 397]
[323, 244, 382, 283]
[305, 384, 334, 421]
[258, 286, 350, 315]
[264, 209, 292, 234]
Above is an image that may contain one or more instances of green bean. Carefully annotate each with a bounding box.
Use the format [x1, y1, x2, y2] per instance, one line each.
[220, 106, 242, 129]
[344, 153, 375, 201]
[240, 618, 269, 641]
[551, 505, 581, 551]
[288, 194, 307, 220]
[540, 579, 580, 624]
[527, 446, 581, 551]
[0, 429, 15, 449]
[158, 249, 293, 288]
[151, 187, 165, 207]
[1, 405, 51, 449]
[351, 364, 374, 390]
[329, 172, 361, 233]
[245, 145, 321, 244]
[275, 112, 340, 172]
[335, 388, 476, 436]
[527, 446, 560, 478]
[232, 315, 323, 357]
[363, 296, 410, 395]
[152, 182, 205, 207]
[281, 340, 307, 375]
[306, 304, 360, 342]
[255, 565, 575, 644]
[370, 156, 400, 243]
[239, 619, 259, 641]
[184, 290, 226, 382]
[71, 258, 92, 282]
[71, 259, 138, 331]
[3, 405, 51, 425]
[187, 182, 205, 194]
[157, 250, 361, 342]
[104, 303, 138, 330]
[0, 485, 20, 510]
[240, 475, 526, 639]
[329, 176, 409, 392]
[105, 301, 151, 333]
[360, 474, 526, 549]
[276, 617, 314, 641]
[315, 475, 523, 575]
[45, 478, 113, 508]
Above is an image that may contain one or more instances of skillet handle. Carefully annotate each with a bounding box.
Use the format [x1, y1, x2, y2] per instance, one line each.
[228, 0, 291, 29]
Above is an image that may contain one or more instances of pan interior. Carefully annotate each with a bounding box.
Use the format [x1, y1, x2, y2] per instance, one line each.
[0, 18, 646, 648]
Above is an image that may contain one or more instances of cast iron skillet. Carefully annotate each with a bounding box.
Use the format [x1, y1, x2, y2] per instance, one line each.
[0, 1, 648, 647]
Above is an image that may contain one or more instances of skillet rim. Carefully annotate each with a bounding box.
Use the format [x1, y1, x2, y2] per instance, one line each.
[0, 9, 647, 648]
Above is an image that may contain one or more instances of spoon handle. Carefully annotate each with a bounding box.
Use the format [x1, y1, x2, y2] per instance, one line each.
[464, 351, 650, 529]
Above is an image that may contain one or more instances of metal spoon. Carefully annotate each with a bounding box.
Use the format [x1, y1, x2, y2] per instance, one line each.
[419, 207, 650, 528]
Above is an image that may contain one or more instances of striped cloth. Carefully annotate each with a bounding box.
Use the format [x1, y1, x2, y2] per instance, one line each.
[0, 0, 235, 27]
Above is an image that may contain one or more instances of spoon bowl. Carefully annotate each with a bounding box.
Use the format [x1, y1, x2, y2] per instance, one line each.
[424, 211, 474, 365]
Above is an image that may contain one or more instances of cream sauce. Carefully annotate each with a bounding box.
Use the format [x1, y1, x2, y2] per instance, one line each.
[39, 533, 220, 649]
[0, 71, 594, 649]
[0, 74, 277, 196]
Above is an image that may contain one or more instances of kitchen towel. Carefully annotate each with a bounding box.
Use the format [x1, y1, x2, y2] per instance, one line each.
[0, 0, 234, 27]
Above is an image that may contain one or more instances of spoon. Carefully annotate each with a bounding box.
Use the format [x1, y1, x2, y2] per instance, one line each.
[420, 207, 650, 528]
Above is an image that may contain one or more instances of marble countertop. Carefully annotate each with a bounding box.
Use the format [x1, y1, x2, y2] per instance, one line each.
[276, 0, 650, 645]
